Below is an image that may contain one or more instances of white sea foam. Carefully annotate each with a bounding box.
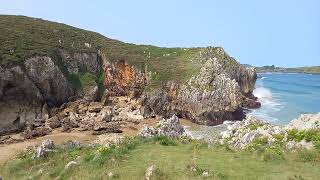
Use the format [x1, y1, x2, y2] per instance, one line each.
[253, 87, 273, 100]
[250, 87, 283, 122]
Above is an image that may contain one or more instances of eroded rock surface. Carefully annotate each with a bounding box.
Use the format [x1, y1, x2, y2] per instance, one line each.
[220, 114, 320, 151]
[33, 139, 54, 158]
[93, 133, 124, 147]
[139, 115, 185, 138]
[285, 113, 320, 130]
[104, 60, 148, 98]
[141, 47, 258, 125]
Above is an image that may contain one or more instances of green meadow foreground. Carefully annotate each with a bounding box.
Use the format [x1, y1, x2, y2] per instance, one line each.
[1, 137, 319, 180]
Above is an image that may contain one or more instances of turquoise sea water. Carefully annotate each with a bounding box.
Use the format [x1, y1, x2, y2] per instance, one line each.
[249, 73, 320, 125]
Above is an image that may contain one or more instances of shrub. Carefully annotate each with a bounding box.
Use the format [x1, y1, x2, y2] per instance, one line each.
[273, 133, 285, 142]
[153, 136, 177, 146]
[287, 129, 320, 148]
[247, 123, 263, 131]
[262, 145, 284, 161]
[79, 72, 97, 87]
[246, 136, 269, 152]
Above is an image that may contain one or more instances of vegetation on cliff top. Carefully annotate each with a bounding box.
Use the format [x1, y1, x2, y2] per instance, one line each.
[1, 137, 319, 180]
[255, 65, 320, 74]
[0, 15, 241, 88]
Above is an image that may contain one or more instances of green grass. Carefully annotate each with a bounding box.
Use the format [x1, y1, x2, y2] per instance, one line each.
[256, 66, 320, 74]
[0, 15, 241, 89]
[1, 137, 320, 180]
[79, 72, 97, 87]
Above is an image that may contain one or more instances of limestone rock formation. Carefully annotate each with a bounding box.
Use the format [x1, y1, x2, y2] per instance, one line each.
[141, 47, 257, 125]
[145, 165, 157, 180]
[139, 115, 185, 138]
[93, 133, 124, 147]
[33, 139, 54, 158]
[285, 113, 320, 130]
[220, 114, 320, 151]
[104, 60, 148, 98]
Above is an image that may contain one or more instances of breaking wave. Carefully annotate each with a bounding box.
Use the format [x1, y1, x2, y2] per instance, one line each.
[250, 87, 283, 122]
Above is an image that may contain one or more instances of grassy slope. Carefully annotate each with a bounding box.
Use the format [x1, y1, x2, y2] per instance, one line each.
[256, 66, 320, 74]
[1, 137, 319, 180]
[0, 15, 202, 88]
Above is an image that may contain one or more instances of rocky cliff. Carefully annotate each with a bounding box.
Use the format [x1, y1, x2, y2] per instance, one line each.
[0, 15, 259, 135]
[0, 51, 102, 134]
[140, 47, 258, 125]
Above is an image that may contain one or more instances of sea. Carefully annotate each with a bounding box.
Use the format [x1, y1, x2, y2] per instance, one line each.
[249, 73, 320, 125]
[182, 73, 320, 139]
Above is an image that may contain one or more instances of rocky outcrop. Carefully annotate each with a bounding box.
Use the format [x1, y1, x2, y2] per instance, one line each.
[0, 45, 257, 134]
[24, 56, 73, 106]
[93, 133, 124, 147]
[104, 60, 148, 98]
[33, 139, 54, 158]
[141, 47, 258, 125]
[220, 114, 320, 151]
[0, 50, 103, 134]
[139, 115, 186, 138]
[220, 116, 285, 149]
[285, 113, 320, 130]
[0, 65, 45, 131]
[58, 49, 101, 74]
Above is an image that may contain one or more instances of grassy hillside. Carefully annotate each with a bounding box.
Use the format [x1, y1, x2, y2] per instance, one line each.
[256, 65, 320, 74]
[0, 15, 205, 88]
[1, 137, 319, 179]
[288, 66, 320, 74]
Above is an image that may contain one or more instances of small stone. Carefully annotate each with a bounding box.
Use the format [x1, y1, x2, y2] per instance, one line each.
[145, 165, 156, 180]
[202, 171, 209, 176]
[107, 172, 113, 177]
[65, 161, 77, 169]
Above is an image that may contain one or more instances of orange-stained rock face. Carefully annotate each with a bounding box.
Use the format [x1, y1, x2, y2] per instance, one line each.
[104, 60, 147, 97]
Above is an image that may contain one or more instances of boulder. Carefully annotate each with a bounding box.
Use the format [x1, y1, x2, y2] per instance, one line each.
[144, 165, 156, 180]
[139, 115, 185, 138]
[93, 133, 124, 147]
[46, 116, 61, 129]
[22, 127, 51, 139]
[33, 139, 54, 158]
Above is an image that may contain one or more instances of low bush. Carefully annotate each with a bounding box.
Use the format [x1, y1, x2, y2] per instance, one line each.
[287, 129, 320, 152]
[153, 136, 177, 146]
[246, 136, 269, 152]
[262, 145, 284, 161]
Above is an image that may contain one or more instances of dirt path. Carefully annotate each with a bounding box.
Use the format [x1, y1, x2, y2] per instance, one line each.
[0, 130, 96, 165]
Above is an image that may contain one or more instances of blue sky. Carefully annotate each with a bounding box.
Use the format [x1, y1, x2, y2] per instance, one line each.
[1, 0, 319, 67]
